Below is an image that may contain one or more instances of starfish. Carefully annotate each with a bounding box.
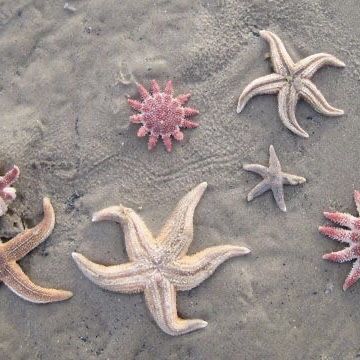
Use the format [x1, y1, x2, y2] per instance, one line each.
[0, 165, 20, 217]
[237, 30, 345, 138]
[319, 191, 360, 290]
[72, 182, 250, 336]
[0, 198, 73, 303]
[128, 80, 199, 152]
[243, 145, 306, 212]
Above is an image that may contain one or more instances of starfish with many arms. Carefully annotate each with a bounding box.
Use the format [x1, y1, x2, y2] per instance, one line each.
[243, 145, 306, 212]
[0, 165, 20, 217]
[72, 182, 250, 336]
[128, 80, 199, 152]
[319, 191, 360, 290]
[0, 198, 73, 303]
[237, 30, 345, 138]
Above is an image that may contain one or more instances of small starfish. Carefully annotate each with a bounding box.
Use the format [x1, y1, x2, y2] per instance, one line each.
[0, 198, 73, 303]
[0, 165, 20, 217]
[319, 191, 360, 290]
[128, 80, 199, 152]
[237, 30, 345, 138]
[72, 183, 250, 336]
[243, 145, 306, 212]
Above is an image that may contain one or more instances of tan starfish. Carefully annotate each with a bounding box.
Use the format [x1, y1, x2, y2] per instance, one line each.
[237, 30, 345, 138]
[72, 183, 250, 336]
[243, 145, 306, 212]
[0, 198, 73, 303]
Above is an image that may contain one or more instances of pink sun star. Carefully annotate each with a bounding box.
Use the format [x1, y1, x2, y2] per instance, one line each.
[128, 80, 199, 152]
[319, 191, 360, 290]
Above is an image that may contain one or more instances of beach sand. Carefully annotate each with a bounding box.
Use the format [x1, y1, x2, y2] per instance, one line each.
[0, 0, 359, 358]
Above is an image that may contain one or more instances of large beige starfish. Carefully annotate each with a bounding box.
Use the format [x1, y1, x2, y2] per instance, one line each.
[237, 30, 345, 138]
[0, 198, 73, 303]
[72, 183, 250, 336]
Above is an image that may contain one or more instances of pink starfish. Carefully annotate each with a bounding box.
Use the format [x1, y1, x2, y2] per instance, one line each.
[0, 165, 20, 217]
[319, 191, 360, 290]
[128, 80, 199, 152]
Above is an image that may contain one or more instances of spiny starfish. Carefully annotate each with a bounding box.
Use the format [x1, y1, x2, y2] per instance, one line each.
[72, 183, 250, 336]
[243, 145, 306, 212]
[237, 30, 345, 138]
[0, 198, 73, 303]
[128, 80, 199, 152]
[319, 191, 360, 290]
[0, 165, 20, 217]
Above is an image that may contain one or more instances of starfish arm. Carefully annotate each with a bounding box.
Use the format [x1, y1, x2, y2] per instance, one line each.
[144, 276, 207, 336]
[136, 83, 149, 99]
[1, 262, 72, 303]
[343, 259, 360, 290]
[0, 187, 16, 201]
[148, 135, 158, 150]
[156, 182, 207, 261]
[281, 172, 306, 186]
[151, 79, 160, 94]
[176, 93, 191, 105]
[278, 84, 309, 138]
[92, 206, 157, 261]
[72, 253, 150, 293]
[323, 247, 356, 263]
[162, 136, 173, 152]
[271, 183, 287, 212]
[299, 79, 344, 116]
[164, 80, 174, 95]
[294, 53, 345, 79]
[319, 226, 358, 244]
[236, 73, 286, 113]
[355, 191, 360, 216]
[128, 99, 143, 112]
[2, 198, 55, 262]
[242, 164, 268, 177]
[247, 180, 271, 202]
[259, 30, 295, 75]
[323, 211, 359, 229]
[268, 145, 282, 171]
[164, 245, 250, 291]
[0, 165, 20, 190]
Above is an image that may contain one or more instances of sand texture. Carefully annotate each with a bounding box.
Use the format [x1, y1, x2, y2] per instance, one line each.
[0, 0, 359, 359]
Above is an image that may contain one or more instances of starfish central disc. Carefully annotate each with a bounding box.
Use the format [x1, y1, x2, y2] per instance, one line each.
[142, 94, 183, 134]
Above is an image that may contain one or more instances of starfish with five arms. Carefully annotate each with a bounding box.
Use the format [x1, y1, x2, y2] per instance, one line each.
[243, 145, 306, 212]
[0, 165, 20, 217]
[237, 30, 345, 138]
[319, 191, 360, 290]
[72, 183, 250, 336]
[0, 198, 73, 303]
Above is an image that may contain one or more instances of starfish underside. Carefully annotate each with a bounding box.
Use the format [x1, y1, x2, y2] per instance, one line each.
[237, 30, 345, 138]
[319, 191, 360, 290]
[243, 145, 306, 212]
[72, 183, 250, 336]
[0, 198, 72, 303]
[0, 165, 20, 217]
[128, 80, 199, 152]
